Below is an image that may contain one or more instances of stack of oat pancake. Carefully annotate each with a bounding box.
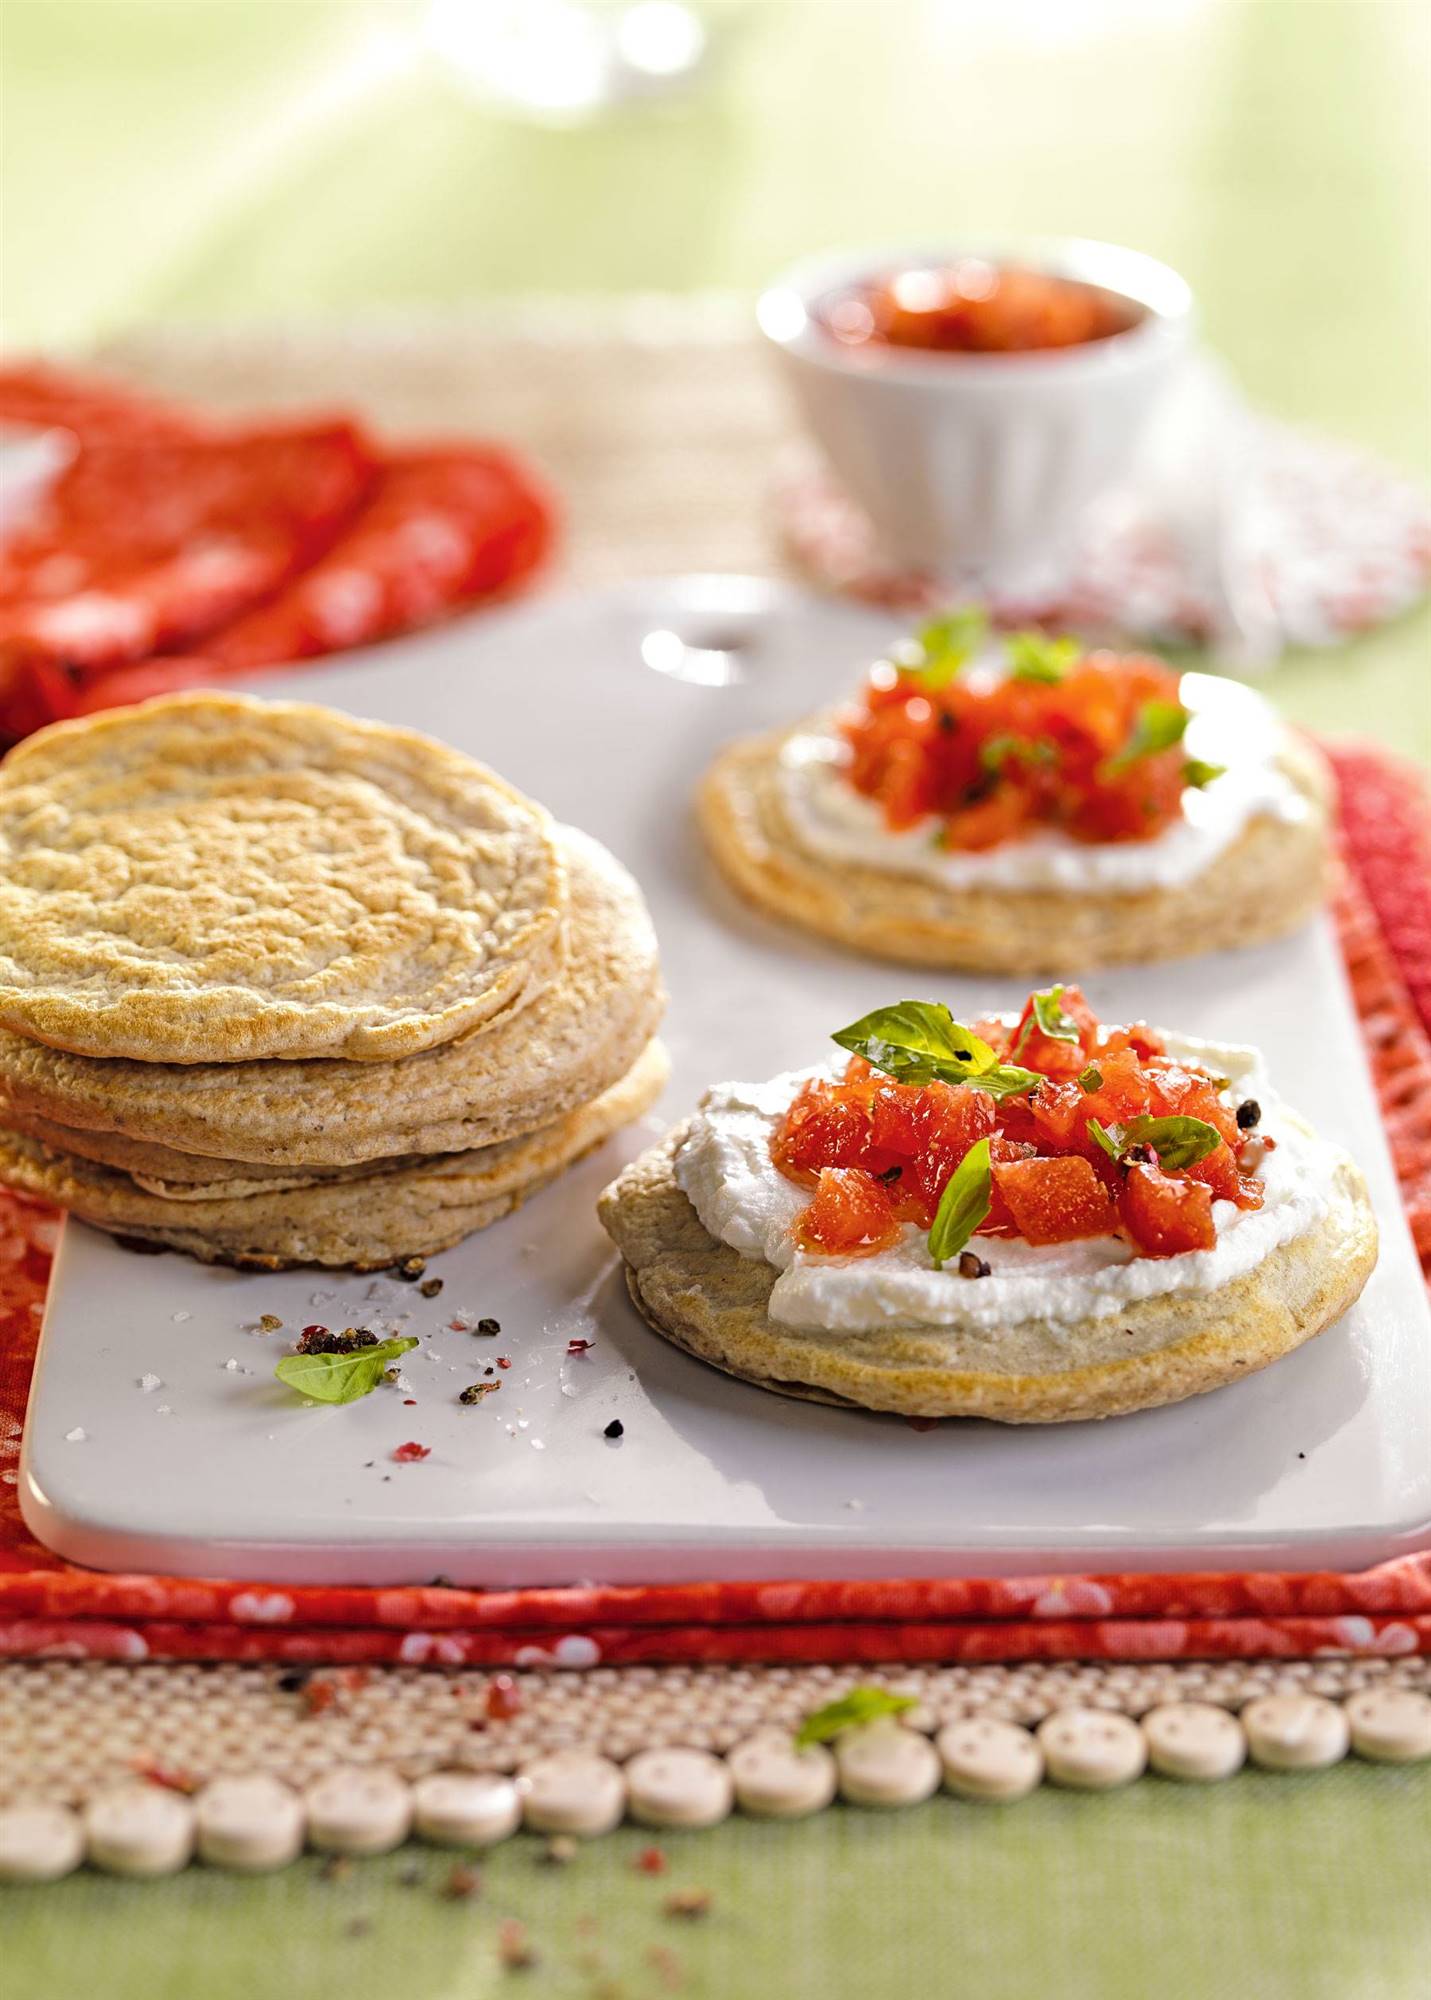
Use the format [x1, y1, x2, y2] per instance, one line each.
[0, 693, 665, 1268]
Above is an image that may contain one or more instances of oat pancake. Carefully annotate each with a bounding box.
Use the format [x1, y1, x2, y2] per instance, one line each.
[697, 727, 1332, 971]
[2, 1042, 669, 1269]
[0, 827, 662, 1169]
[0, 691, 566, 1062]
[598, 1126, 1377, 1423]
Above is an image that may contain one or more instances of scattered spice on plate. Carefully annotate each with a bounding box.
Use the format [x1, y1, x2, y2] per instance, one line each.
[603, 1419, 624, 1440]
[1237, 1098, 1262, 1130]
[391, 1441, 431, 1463]
[496, 1356, 512, 1370]
[635, 1845, 667, 1875]
[419, 1277, 444, 1298]
[957, 1250, 991, 1279]
[566, 1338, 593, 1356]
[459, 1382, 499, 1405]
[258, 1313, 283, 1332]
[542, 1835, 578, 1866]
[276, 1668, 312, 1693]
[476, 1317, 501, 1336]
[297, 1324, 381, 1356]
[395, 1255, 428, 1280]
[442, 1863, 482, 1900]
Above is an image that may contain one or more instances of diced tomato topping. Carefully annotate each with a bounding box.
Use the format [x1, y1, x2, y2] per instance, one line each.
[992, 1155, 1119, 1245]
[841, 647, 1198, 850]
[794, 1167, 902, 1258]
[1117, 1163, 1216, 1258]
[773, 989, 1265, 1264]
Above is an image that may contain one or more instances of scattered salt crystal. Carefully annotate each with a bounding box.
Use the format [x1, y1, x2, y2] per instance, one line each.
[310, 1290, 335, 1306]
[64, 1426, 86, 1443]
[156, 1405, 173, 1416]
[138, 1374, 162, 1394]
[530, 1439, 545, 1451]
[517, 1419, 529, 1432]
[170, 1311, 191, 1325]
[391, 1375, 413, 1396]
[223, 1359, 239, 1372]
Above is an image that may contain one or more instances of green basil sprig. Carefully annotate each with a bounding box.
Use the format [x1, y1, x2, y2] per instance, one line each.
[1006, 631, 1081, 684]
[1013, 984, 1080, 1055]
[832, 1001, 1039, 1101]
[795, 1686, 917, 1747]
[1077, 1063, 1104, 1093]
[905, 606, 988, 691]
[1087, 1115, 1222, 1171]
[275, 1336, 418, 1405]
[1105, 698, 1190, 774]
[981, 732, 1059, 774]
[927, 1136, 992, 1268]
[1182, 756, 1226, 790]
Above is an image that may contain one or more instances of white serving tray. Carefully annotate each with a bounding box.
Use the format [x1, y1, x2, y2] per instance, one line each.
[19, 577, 1431, 1585]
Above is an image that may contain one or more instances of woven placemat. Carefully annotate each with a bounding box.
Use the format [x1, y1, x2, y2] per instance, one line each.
[0, 308, 1421, 1802]
[4, 1655, 1428, 1810]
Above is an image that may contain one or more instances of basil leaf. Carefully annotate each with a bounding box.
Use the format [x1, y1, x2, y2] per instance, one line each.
[795, 1686, 917, 1747]
[1183, 757, 1226, 789]
[1087, 1117, 1120, 1161]
[970, 1063, 1041, 1100]
[1086, 1115, 1222, 1171]
[275, 1336, 418, 1405]
[1014, 984, 1079, 1054]
[832, 1001, 998, 1084]
[1006, 631, 1081, 683]
[1119, 1114, 1223, 1170]
[1106, 699, 1189, 773]
[1078, 1064, 1103, 1093]
[907, 606, 987, 690]
[928, 1136, 992, 1267]
[981, 732, 1058, 773]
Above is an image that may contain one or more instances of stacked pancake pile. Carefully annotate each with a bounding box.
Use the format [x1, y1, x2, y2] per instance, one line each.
[0, 692, 665, 1268]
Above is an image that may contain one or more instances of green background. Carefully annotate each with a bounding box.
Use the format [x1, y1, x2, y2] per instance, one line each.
[1, 4, 1429, 1994]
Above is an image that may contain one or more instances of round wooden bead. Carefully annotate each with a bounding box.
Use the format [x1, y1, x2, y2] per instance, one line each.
[625, 1747, 734, 1829]
[835, 1723, 941, 1808]
[1142, 1703, 1247, 1783]
[1038, 1708, 1147, 1791]
[0, 1801, 85, 1883]
[1242, 1694, 1349, 1772]
[304, 1767, 413, 1855]
[727, 1732, 837, 1819]
[1344, 1687, 1431, 1765]
[196, 1775, 306, 1871]
[412, 1771, 522, 1847]
[84, 1784, 196, 1877]
[937, 1718, 1044, 1802]
[519, 1752, 625, 1837]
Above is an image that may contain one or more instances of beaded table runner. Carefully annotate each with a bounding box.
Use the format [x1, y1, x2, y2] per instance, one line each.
[0, 312, 1427, 1818]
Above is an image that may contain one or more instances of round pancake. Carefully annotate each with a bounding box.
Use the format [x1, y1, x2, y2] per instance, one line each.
[0, 826, 663, 1169]
[0, 691, 566, 1062]
[697, 726, 1332, 971]
[597, 1126, 1377, 1423]
[0, 1041, 669, 1270]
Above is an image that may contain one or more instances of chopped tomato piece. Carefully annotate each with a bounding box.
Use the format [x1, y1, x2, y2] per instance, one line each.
[992, 1155, 1119, 1245]
[794, 1167, 902, 1258]
[1009, 984, 1098, 1076]
[840, 645, 1196, 852]
[1117, 1162, 1216, 1258]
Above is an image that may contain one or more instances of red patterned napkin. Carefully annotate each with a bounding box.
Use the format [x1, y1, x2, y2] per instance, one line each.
[0, 364, 555, 741]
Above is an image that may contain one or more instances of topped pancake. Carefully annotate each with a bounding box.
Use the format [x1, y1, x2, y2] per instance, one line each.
[0, 691, 565, 1063]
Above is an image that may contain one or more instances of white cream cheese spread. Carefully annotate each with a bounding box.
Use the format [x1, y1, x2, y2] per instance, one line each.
[672, 1035, 1336, 1334]
[775, 674, 1309, 893]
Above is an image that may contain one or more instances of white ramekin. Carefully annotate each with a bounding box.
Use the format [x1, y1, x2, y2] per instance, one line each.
[757, 239, 1194, 600]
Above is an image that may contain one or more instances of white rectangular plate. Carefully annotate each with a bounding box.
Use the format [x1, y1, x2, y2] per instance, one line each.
[20, 577, 1431, 1584]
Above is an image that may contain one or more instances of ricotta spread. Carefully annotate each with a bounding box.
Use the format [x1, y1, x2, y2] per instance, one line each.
[775, 674, 1310, 893]
[672, 1035, 1335, 1334]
